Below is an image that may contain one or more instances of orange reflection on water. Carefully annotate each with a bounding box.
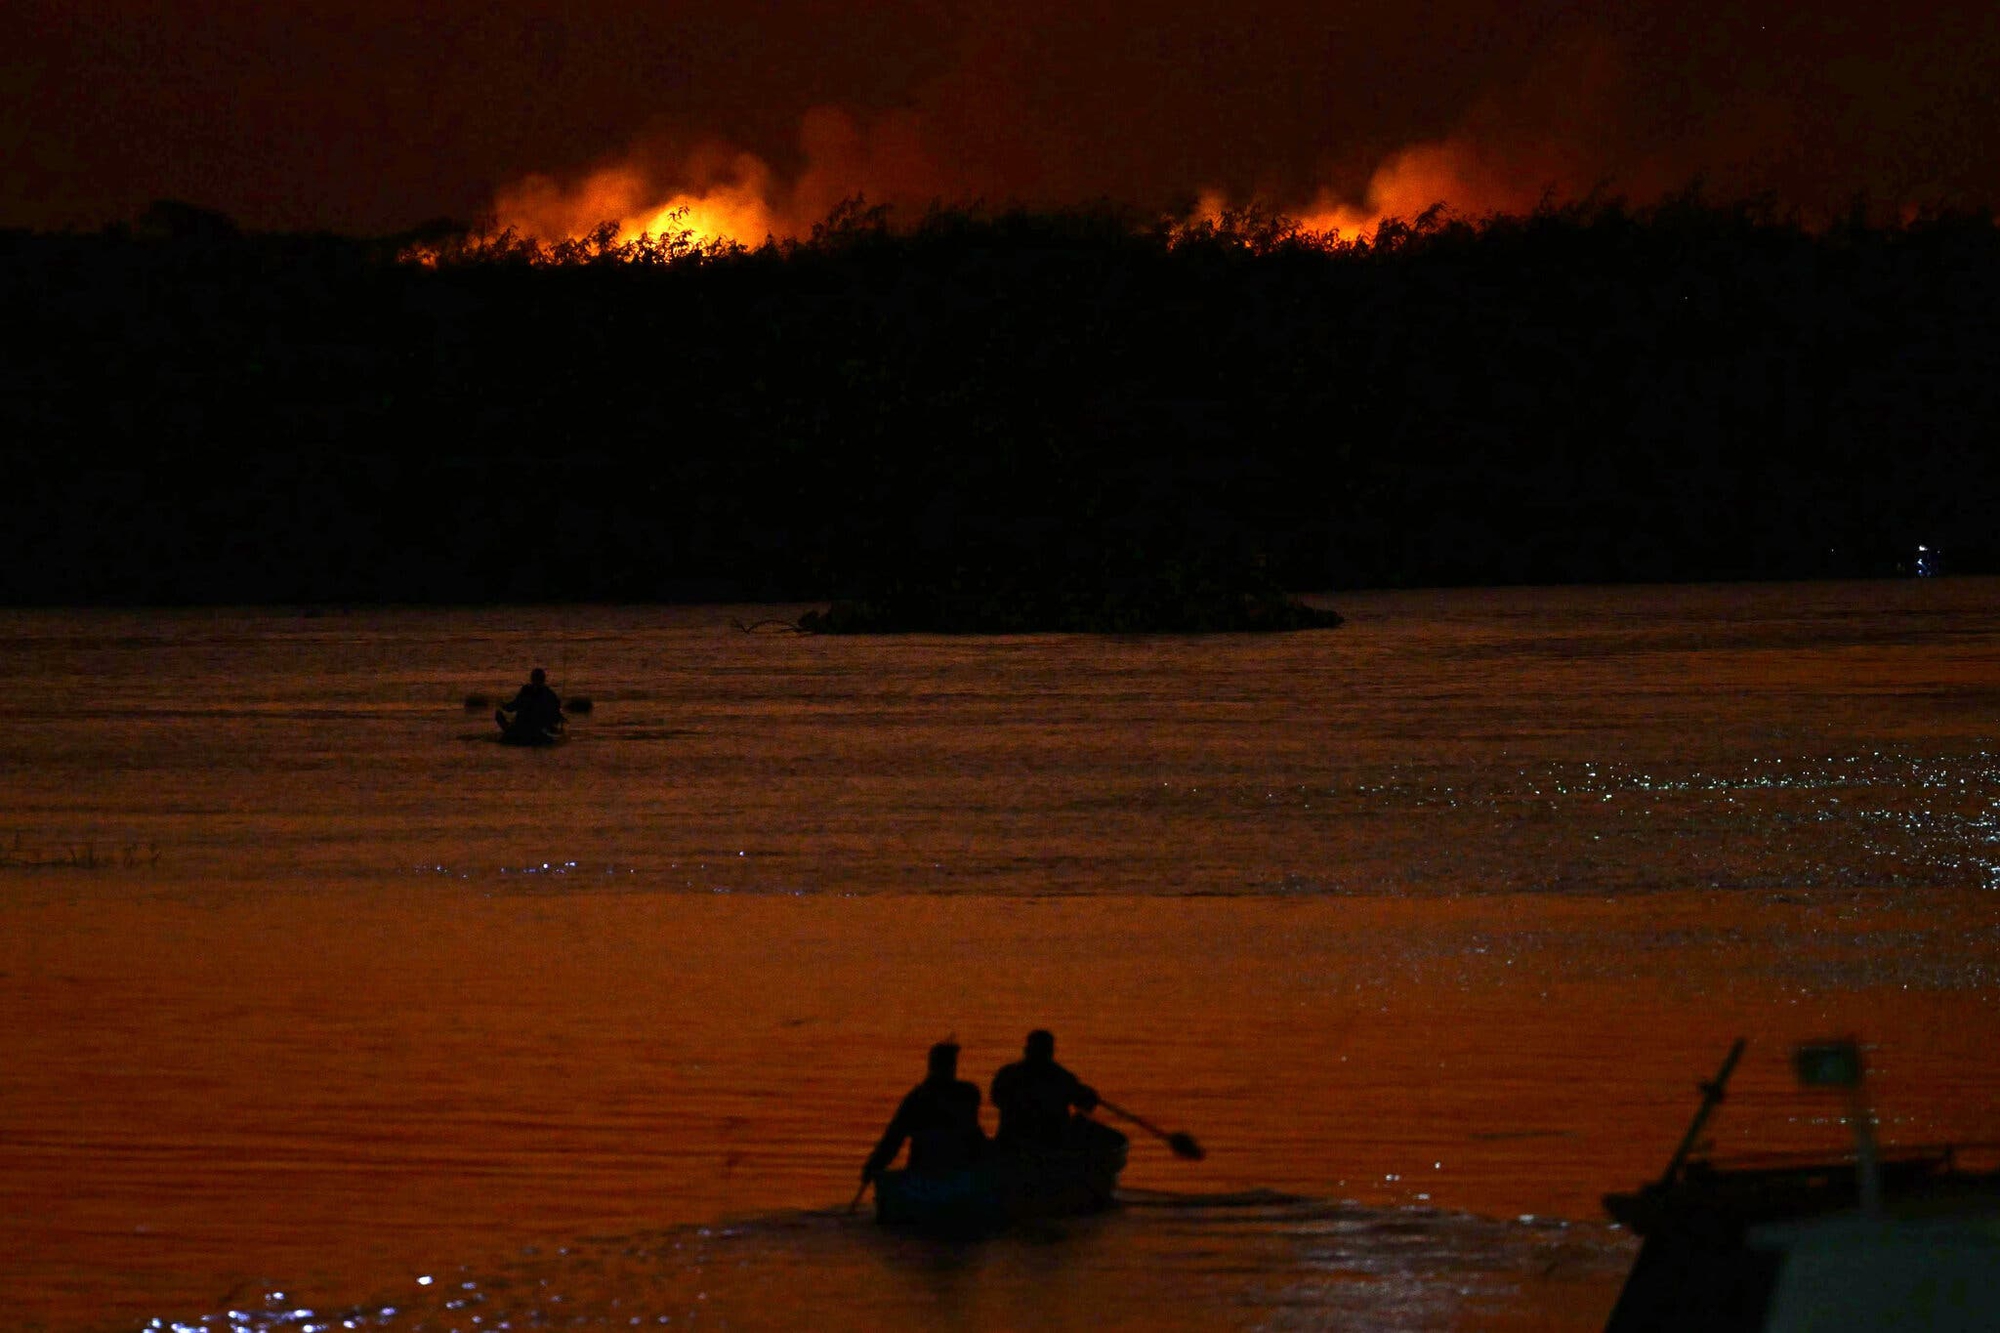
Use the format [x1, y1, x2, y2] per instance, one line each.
[3, 886, 1997, 1330]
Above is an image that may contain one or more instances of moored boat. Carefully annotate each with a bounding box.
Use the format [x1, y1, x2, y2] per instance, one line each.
[875, 1136, 1129, 1233]
[1603, 1039, 2000, 1332]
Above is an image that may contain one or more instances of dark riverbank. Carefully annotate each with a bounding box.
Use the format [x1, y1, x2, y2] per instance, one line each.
[5, 197, 1995, 610]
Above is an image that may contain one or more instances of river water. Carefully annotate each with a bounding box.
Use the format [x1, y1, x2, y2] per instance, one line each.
[4, 581, 1998, 1332]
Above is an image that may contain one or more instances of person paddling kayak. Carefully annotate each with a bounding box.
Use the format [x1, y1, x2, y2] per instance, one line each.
[496, 667, 566, 744]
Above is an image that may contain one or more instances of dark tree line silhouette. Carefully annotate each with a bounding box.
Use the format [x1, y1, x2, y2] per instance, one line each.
[3, 195, 1994, 616]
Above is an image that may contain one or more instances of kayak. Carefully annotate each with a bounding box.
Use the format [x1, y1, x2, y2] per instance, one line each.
[875, 1136, 1129, 1232]
[496, 725, 564, 746]
[495, 709, 565, 747]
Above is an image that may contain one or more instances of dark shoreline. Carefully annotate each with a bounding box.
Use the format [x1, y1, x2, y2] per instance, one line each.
[6, 197, 1994, 617]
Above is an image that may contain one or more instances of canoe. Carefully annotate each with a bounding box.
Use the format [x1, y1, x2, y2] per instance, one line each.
[875, 1139, 1129, 1232]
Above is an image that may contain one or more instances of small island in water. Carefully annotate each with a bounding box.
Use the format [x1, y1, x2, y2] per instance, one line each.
[797, 579, 1343, 635]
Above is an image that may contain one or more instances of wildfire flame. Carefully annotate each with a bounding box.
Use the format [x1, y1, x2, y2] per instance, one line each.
[496, 152, 781, 249]
[481, 106, 939, 253]
[484, 108, 1573, 257]
[1189, 137, 1566, 244]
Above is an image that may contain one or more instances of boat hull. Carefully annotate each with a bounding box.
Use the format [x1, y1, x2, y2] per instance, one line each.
[875, 1140, 1128, 1232]
[1604, 1153, 2000, 1332]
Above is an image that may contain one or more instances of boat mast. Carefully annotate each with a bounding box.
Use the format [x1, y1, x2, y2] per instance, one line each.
[1656, 1037, 1747, 1188]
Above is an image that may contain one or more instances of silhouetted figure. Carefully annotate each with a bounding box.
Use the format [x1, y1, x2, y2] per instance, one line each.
[496, 667, 565, 742]
[990, 1029, 1105, 1151]
[863, 1040, 987, 1182]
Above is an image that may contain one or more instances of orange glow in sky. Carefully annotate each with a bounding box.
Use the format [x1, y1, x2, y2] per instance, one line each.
[6, 2, 1997, 237]
[492, 104, 1581, 252]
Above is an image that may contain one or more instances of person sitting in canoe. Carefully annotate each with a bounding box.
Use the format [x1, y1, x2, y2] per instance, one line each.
[496, 667, 565, 743]
[862, 1040, 987, 1184]
[991, 1029, 1122, 1152]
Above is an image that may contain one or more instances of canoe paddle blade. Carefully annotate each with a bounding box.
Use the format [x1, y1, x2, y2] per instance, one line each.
[1100, 1098, 1206, 1162]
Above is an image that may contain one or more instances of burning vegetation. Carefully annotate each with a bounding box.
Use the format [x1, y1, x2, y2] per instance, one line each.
[4, 193, 1998, 616]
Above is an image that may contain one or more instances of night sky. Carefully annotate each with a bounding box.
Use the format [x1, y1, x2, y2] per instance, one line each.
[5, 0, 1998, 237]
